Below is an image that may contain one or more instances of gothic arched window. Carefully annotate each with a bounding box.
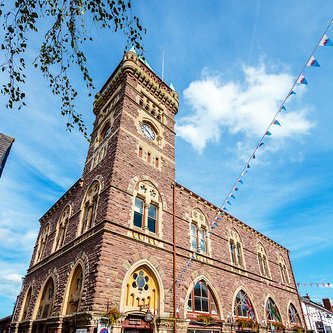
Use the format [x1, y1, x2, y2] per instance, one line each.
[190, 209, 209, 255]
[35, 224, 50, 263]
[187, 280, 218, 314]
[21, 287, 32, 321]
[65, 265, 84, 315]
[228, 229, 244, 268]
[266, 298, 282, 323]
[257, 243, 270, 278]
[279, 255, 290, 285]
[80, 181, 100, 234]
[36, 278, 55, 319]
[53, 205, 71, 252]
[133, 181, 162, 235]
[288, 303, 301, 326]
[234, 290, 255, 319]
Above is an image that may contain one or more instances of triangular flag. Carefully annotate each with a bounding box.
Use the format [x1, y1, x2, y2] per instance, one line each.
[234, 187, 239, 191]
[319, 34, 333, 46]
[237, 179, 243, 184]
[223, 207, 228, 211]
[259, 142, 264, 147]
[297, 74, 308, 85]
[253, 154, 256, 159]
[226, 200, 232, 205]
[288, 90, 296, 97]
[281, 106, 286, 111]
[246, 164, 251, 168]
[297, 283, 300, 288]
[241, 170, 248, 176]
[273, 119, 281, 126]
[229, 194, 236, 199]
[265, 131, 272, 136]
[215, 216, 222, 221]
[306, 56, 320, 67]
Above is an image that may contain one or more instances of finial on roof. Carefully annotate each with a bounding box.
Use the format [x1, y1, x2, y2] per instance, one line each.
[169, 83, 176, 91]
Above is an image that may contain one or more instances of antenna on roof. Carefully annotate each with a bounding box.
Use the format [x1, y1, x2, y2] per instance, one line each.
[161, 49, 165, 82]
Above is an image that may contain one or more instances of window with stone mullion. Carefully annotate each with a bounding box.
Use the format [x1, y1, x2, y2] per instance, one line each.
[148, 203, 157, 233]
[134, 197, 144, 228]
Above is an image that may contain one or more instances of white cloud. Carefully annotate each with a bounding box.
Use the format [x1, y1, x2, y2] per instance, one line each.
[176, 64, 314, 153]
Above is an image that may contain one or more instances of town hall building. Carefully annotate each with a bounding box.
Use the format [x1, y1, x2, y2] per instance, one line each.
[11, 50, 305, 333]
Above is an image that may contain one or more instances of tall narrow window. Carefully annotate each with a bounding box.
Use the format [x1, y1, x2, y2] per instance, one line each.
[288, 303, 301, 326]
[134, 197, 144, 228]
[54, 205, 71, 252]
[66, 265, 84, 315]
[80, 181, 100, 234]
[266, 297, 282, 323]
[148, 203, 157, 233]
[187, 280, 217, 314]
[234, 290, 255, 319]
[35, 224, 50, 263]
[36, 278, 55, 319]
[279, 255, 290, 285]
[132, 181, 162, 236]
[190, 209, 210, 255]
[257, 243, 270, 278]
[21, 287, 32, 321]
[228, 229, 244, 268]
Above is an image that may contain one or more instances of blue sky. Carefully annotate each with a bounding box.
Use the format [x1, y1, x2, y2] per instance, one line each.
[1, 0, 333, 318]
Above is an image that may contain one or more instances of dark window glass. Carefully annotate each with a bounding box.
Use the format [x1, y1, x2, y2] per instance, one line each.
[148, 204, 157, 233]
[134, 197, 144, 228]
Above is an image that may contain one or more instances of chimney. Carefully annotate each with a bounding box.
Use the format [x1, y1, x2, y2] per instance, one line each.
[323, 298, 333, 311]
[304, 294, 311, 300]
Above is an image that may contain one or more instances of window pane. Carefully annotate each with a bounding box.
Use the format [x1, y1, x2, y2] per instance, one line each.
[194, 296, 201, 311]
[148, 217, 156, 233]
[191, 224, 197, 249]
[194, 282, 201, 296]
[134, 211, 143, 228]
[202, 298, 209, 312]
[148, 204, 157, 218]
[135, 197, 144, 213]
[201, 283, 208, 298]
[199, 229, 206, 252]
[187, 293, 192, 311]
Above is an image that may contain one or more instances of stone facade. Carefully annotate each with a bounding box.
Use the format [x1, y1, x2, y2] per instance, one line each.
[11, 51, 305, 333]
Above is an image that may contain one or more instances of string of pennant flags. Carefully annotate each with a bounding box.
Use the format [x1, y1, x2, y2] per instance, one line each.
[174, 18, 333, 290]
[297, 282, 333, 288]
[209, 18, 333, 234]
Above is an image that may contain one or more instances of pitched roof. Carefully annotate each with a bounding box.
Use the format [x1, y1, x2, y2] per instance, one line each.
[0, 133, 15, 178]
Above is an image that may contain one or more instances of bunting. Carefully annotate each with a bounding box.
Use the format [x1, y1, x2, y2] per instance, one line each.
[207, 18, 333, 236]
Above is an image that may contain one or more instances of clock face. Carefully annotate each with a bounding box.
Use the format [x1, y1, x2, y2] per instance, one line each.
[141, 123, 155, 141]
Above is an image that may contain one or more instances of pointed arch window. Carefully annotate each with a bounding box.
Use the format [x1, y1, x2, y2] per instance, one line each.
[190, 209, 209, 255]
[53, 205, 71, 251]
[21, 287, 32, 321]
[100, 122, 111, 142]
[266, 298, 282, 323]
[36, 278, 55, 319]
[35, 224, 50, 263]
[124, 265, 159, 314]
[132, 181, 162, 235]
[187, 280, 217, 314]
[279, 255, 290, 285]
[66, 265, 84, 315]
[288, 303, 301, 326]
[234, 290, 255, 319]
[228, 229, 244, 268]
[80, 181, 100, 234]
[257, 243, 270, 278]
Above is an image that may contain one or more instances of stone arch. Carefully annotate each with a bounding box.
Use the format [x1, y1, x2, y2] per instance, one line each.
[232, 286, 257, 320]
[19, 285, 33, 321]
[32, 275, 57, 320]
[52, 204, 72, 252]
[119, 259, 165, 316]
[127, 175, 167, 210]
[287, 301, 301, 326]
[264, 294, 283, 324]
[183, 274, 223, 319]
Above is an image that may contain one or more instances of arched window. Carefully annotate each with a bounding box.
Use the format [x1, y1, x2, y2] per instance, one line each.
[35, 224, 50, 263]
[53, 205, 71, 252]
[124, 265, 159, 314]
[21, 287, 32, 321]
[228, 229, 244, 267]
[187, 280, 218, 314]
[278, 255, 290, 285]
[36, 278, 55, 319]
[190, 209, 209, 255]
[266, 298, 282, 323]
[234, 290, 255, 319]
[257, 243, 270, 278]
[288, 303, 301, 326]
[100, 122, 111, 142]
[133, 181, 162, 235]
[65, 265, 84, 315]
[80, 181, 100, 234]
